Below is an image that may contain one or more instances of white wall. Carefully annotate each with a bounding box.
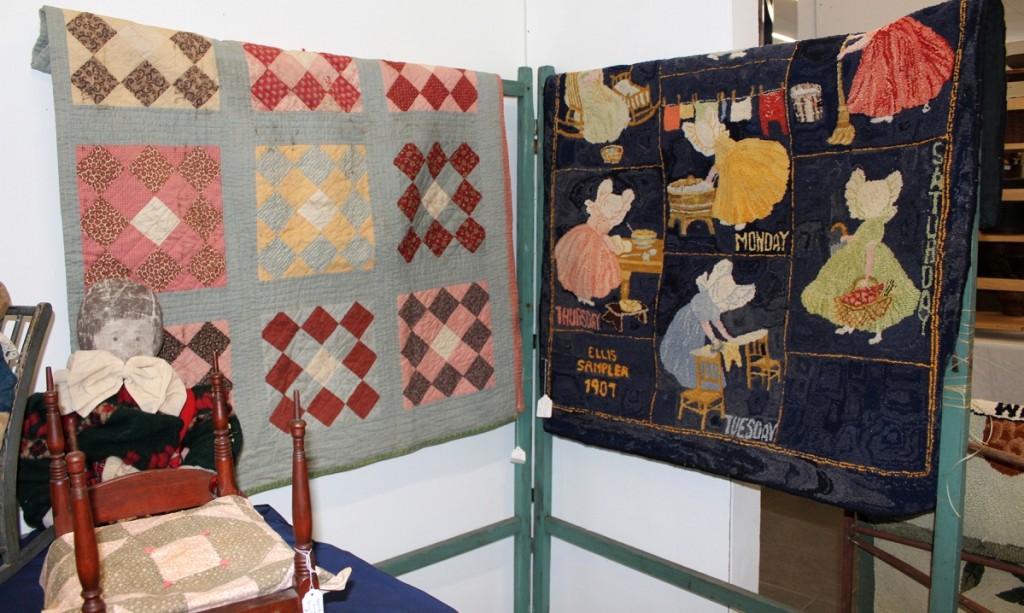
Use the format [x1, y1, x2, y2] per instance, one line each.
[811, 0, 938, 37]
[1, 1, 762, 611]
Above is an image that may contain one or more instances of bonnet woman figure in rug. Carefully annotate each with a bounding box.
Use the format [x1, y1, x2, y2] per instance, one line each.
[800, 169, 920, 345]
[839, 16, 954, 123]
[574, 69, 631, 145]
[683, 107, 790, 230]
[660, 259, 755, 389]
[554, 178, 635, 306]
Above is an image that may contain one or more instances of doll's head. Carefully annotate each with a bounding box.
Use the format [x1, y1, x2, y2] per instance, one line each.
[77, 279, 163, 362]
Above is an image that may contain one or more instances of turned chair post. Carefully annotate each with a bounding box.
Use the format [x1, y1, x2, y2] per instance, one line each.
[43, 368, 73, 538]
[210, 354, 240, 497]
[67, 451, 104, 613]
[290, 390, 317, 598]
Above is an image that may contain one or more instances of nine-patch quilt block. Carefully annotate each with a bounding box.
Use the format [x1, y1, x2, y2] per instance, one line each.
[34, 7, 522, 492]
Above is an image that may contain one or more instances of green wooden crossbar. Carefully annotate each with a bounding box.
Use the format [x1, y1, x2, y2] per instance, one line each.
[547, 517, 797, 613]
[372, 70, 536, 613]
[376, 517, 520, 577]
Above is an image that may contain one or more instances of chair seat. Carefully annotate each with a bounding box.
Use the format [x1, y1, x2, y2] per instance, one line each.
[42, 495, 305, 612]
[681, 388, 724, 408]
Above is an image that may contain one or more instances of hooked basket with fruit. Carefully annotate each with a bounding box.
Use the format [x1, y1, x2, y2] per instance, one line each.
[833, 277, 893, 328]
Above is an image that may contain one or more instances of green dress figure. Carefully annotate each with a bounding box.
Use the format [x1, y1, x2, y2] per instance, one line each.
[801, 169, 920, 345]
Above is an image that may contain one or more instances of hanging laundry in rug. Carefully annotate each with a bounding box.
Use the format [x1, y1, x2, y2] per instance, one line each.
[663, 104, 681, 131]
[758, 88, 789, 136]
[730, 94, 753, 122]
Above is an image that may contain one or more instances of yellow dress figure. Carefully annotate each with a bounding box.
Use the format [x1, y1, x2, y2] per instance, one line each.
[683, 107, 790, 229]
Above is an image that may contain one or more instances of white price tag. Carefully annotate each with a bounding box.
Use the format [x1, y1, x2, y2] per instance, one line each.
[510, 446, 526, 464]
[302, 588, 325, 613]
[537, 394, 553, 418]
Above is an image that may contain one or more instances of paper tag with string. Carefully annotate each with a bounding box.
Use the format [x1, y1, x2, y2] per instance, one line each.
[537, 395, 553, 418]
[537, 359, 553, 418]
[299, 547, 325, 613]
[302, 588, 324, 613]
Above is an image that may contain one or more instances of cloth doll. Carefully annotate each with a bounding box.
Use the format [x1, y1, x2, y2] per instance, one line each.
[17, 278, 243, 528]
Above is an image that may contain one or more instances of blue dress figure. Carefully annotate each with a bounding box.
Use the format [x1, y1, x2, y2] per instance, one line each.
[660, 260, 755, 388]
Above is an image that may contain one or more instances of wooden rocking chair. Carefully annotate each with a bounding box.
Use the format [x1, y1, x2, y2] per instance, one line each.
[0, 303, 54, 583]
[42, 357, 319, 612]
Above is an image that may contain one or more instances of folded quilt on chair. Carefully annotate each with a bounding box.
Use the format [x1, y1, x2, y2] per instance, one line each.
[539, 0, 1002, 515]
[31, 6, 522, 493]
[41, 495, 349, 612]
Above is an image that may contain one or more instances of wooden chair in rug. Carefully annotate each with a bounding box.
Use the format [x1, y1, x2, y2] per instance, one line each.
[41, 357, 321, 612]
[678, 348, 725, 430]
[745, 333, 781, 391]
[0, 303, 54, 583]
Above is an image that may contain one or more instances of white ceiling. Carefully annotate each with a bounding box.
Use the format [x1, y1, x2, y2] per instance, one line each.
[773, 0, 1024, 43]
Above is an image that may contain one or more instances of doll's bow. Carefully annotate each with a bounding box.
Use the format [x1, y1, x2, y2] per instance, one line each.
[55, 350, 186, 418]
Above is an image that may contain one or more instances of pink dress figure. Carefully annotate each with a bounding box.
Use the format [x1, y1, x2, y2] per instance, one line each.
[841, 16, 954, 122]
[554, 178, 635, 305]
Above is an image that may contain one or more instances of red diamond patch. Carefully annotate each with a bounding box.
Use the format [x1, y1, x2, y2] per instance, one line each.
[293, 72, 327, 109]
[387, 75, 419, 112]
[323, 52, 354, 73]
[244, 43, 283, 66]
[397, 184, 421, 221]
[263, 312, 300, 352]
[394, 143, 425, 180]
[398, 228, 422, 262]
[452, 181, 482, 214]
[423, 221, 454, 256]
[301, 306, 340, 345]
[269, 396, 300, 433]
[449, 144, 480, 177]
[347, 381, 380, 420]
[251, 71, 290, 110]
[266, 354, 302, 394]
[456, 218, 486, 253]
[451, 74, 479, 111]
[307, 388, 345, 427]
[426, 143, 447, 179]
[343, 341, 376, 379]
[329, 78, 360, 112]
[340, 302, 374, 338]
[420, 74, 450, 110]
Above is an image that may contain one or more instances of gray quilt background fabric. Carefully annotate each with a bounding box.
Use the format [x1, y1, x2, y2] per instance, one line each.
[32, 6, 522, 492]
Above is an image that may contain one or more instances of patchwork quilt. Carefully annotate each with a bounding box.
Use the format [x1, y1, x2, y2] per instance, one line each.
[33, 7, 521, 492]
[540, 0, 1000, 514]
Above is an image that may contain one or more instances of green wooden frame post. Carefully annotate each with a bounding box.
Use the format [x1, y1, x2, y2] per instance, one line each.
[927, 188, 979, 612]
[532, 65, 556, 613]
[511, 65, 537, 613]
